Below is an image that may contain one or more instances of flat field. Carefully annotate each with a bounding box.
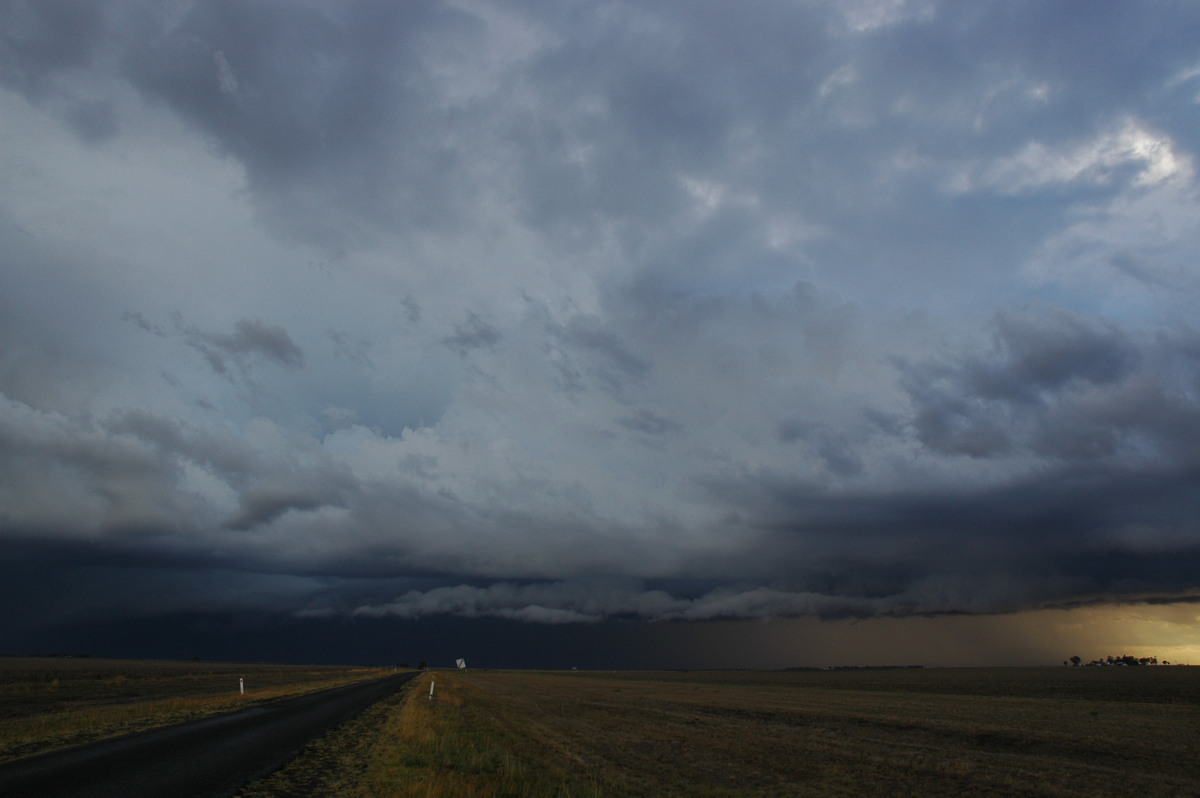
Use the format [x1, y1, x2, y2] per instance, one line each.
[7, 661, 1198, 795]
[244, 666, 1200, 797]
[0, 656, 392, 763]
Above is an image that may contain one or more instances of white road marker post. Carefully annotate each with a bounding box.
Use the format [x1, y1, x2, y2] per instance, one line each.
[429, 680, 435, 700]
[239, 677, 244, 696]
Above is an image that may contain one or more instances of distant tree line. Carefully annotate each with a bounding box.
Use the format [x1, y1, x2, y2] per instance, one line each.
[1065, 654, 1165, 666]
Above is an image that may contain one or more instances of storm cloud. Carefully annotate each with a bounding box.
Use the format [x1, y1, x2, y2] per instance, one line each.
[2, 0, 1199, 663]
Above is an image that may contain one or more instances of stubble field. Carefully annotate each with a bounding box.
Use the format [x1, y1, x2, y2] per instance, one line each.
[246, 666, 1200, 797]
[4, 658, 1199, 796]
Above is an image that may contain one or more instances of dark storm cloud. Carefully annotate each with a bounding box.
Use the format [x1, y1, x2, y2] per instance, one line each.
[696, 464, 1200, 615]
[966, 308, 1139, 401]
[2, 0, 1200, 658]
[900, 308, 1199, 463]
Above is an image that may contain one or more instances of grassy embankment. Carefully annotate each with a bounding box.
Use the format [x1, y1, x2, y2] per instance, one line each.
[0, 656, 395, 764]
[244, 666, 1200, 797]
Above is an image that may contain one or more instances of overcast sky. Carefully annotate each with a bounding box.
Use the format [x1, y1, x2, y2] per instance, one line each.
[3, 0, 1200, 666]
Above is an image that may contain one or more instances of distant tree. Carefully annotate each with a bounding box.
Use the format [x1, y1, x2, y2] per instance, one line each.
[1084, 653, 1160, 666]
[1070, 656, 1082, 667]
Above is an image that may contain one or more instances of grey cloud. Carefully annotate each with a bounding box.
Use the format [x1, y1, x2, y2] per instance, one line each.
[814, 438, 863, 478]
[969, 308, 1138, 401]
[112, 0, 484, 247]
[560, 317, 649, 378]
[212, 49, 238, 94]
[65, 98, 118, 143]
[777, 420, 864, 477]
[4, 1, 1200, 653]
[442, 312, 502, 356]
[201, 318, 304, 369]
[899, 306, 1167, 461]
[618, 409, 680, 437]
[326, 329, 374, 371]
[105, 409, 254, 487]
[1110, 251, 1186, 290]
[906, 389, 1014, 459]
[707, 460, 1200, 614]
[124, 313, 303, 376]
[8, 1, 1196, 257]
[511, 2, 836, 238]
[0, 0, 109, 95]
[351, 579, 1002, 625]
[544, 314, 651, 398]
[103, 408, 356, 538]
[777, 420, 806, 444]
[399, 294, 421, 324]
[350, 581, 687, 623]
[223, 489, 329, 532]
[119, 310, 164, 336]
[0, 396, 193, 537]
[0, 402, 319, 542]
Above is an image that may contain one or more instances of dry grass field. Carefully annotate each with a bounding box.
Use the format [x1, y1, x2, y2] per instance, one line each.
[245, 666, 1200, 797]
[6, 659, 1198, 795]
[0, 656, 393, 764]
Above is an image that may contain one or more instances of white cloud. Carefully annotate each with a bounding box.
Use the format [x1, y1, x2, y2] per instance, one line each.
[837, 0, 934, 32]
[977, 119, 1190, 194]
[213, 50, 238, 94]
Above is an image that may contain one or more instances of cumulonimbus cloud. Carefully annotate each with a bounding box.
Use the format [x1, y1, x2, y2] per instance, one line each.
[2, 0, 1199, 651]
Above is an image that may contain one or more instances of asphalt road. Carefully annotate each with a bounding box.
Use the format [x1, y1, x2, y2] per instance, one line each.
[0, 671, 416, 798]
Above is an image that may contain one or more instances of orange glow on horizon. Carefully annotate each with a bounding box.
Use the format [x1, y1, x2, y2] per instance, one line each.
[648, 602, 1200, 669]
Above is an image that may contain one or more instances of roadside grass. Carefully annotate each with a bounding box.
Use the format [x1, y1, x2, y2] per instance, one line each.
[247, 667, 1200, 797]
[0, 657, 394, 763]
[351, 671, 605, 797]
[236, 680, 414, 798]
[242, 670, 605, 798]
